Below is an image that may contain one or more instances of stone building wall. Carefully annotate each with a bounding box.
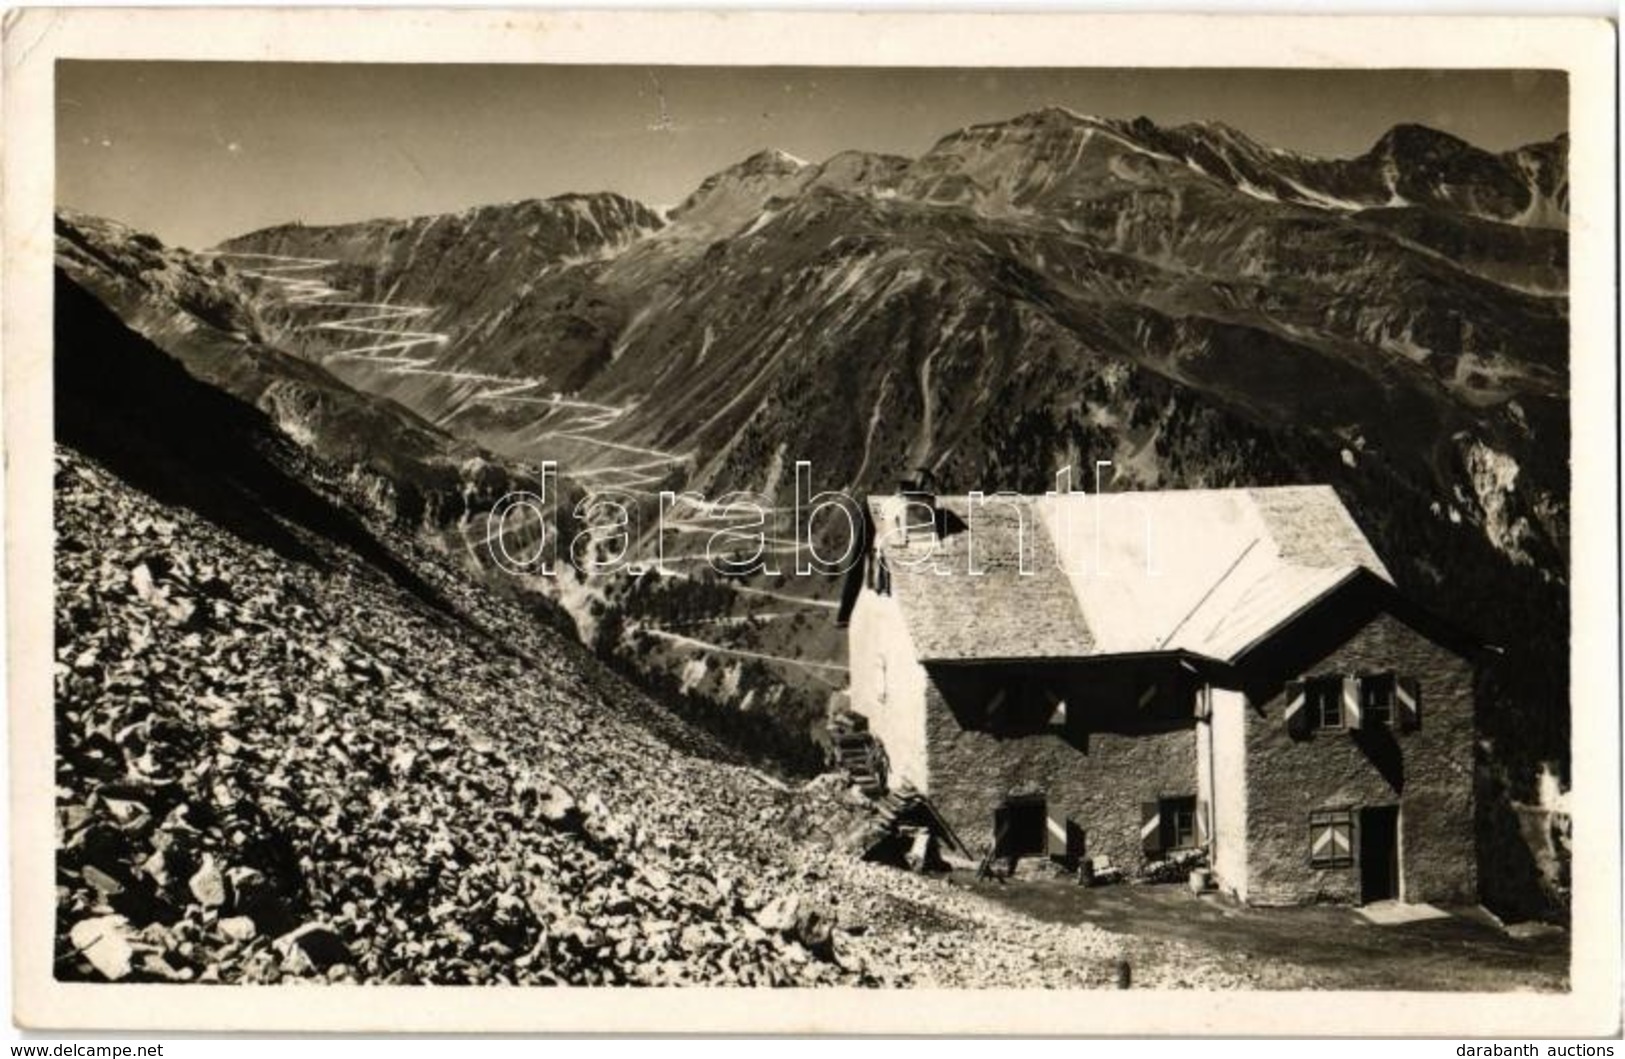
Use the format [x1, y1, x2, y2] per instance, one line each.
[1244, 611, 1476, 906]
[920, 662, 1198, 873]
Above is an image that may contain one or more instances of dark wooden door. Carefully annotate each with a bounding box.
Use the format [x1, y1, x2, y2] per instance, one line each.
[1359, 806, 1400, 903]
[994, 798, 1046, 859]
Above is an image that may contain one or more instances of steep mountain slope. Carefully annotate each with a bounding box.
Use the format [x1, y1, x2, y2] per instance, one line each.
[56, 211, 556, 535]
[211, 108, 1569, 806]
[58, 209, 845, 781]
[215, 194, 669, 482]
[59, 269, 1222, 987]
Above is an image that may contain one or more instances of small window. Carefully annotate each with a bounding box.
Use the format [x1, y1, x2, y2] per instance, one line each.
[1307, 675, 1343, 730]
[1361, 673, 1396, 726]
[1309, 809, 1355, 868]
[1162, 795, 1197, 851]
[983, 679, 1066, 735]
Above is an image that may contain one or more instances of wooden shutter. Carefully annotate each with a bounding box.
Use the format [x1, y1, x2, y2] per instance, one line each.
[1310, 818, 1334, 863]
[1309, 810, 1355, 867]
[1140, 801, 1163, 856]
[1284, 681, 1310, 739]
[1343, 675, 1363, 730]
[1045, 687, 1067, 728]
[1046, 808, 1069, 857]
[1065, 820, 1087, 863]
[1397, 676, 1421, 732]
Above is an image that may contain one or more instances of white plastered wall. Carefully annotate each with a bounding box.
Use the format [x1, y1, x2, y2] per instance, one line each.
[846, 587, 930, 792]
[1209, 687, 1250, 901]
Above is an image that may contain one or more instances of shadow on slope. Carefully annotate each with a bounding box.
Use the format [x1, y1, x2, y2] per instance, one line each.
[54, 269, 456, 619]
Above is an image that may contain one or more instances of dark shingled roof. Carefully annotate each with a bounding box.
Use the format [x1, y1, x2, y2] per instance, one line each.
[1245, 486, 1389, 573]
[869, 495, 1094, 662]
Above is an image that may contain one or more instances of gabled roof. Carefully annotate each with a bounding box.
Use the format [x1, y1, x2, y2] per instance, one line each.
[870, 485, 1404, 666]
[867, 494, 1094, 661]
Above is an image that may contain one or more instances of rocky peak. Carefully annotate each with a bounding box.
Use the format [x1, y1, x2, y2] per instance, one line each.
[1012, 104, 1100, 127]
[744, 147, 813, 174]
[949, 106, 1127, 144]
[805, 150, 911, 196]
[669, 148, 819, 230]
[1367, 122, 1478, 164]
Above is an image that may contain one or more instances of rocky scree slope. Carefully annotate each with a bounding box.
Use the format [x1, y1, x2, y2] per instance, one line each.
[56, 271, 1251, 989]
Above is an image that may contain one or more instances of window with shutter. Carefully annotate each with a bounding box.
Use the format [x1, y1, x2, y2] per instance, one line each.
[1361, 672, 1396, 726]
[1163, 797, 1197, 850]
[1343, 675, 1363, 730]
[1292, 674, 1410, 734]
[1306, 675, 1343, 730]
[1284, 681, 1310, 739]
[1309, 809, 1355, 868]
[1140, 801, 1162, 857]
[1142, 795, 1198, 855]
[1396, 676, 1421, 731]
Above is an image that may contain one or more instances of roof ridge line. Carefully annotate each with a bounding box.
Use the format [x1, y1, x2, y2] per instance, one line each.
[1155, 536, 1263, 651]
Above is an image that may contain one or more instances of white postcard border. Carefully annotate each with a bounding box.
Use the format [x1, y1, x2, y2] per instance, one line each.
[4, 8, 1617, 1036]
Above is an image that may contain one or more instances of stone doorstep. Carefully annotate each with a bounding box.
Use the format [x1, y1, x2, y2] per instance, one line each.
[1354, 900, 1451, 926]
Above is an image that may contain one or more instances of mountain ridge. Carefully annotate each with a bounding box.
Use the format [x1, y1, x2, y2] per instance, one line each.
[219, 114, 1569, 248]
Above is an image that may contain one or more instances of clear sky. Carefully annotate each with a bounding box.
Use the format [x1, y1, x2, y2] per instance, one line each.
[57, 63, 1567, 250]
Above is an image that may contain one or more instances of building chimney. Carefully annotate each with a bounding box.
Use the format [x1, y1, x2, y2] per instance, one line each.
[897, 464, 938, 498]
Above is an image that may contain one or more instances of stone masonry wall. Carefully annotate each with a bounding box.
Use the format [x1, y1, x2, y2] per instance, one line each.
[922, 664, 1197, 873]
[1245, 611, 1476, 906]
